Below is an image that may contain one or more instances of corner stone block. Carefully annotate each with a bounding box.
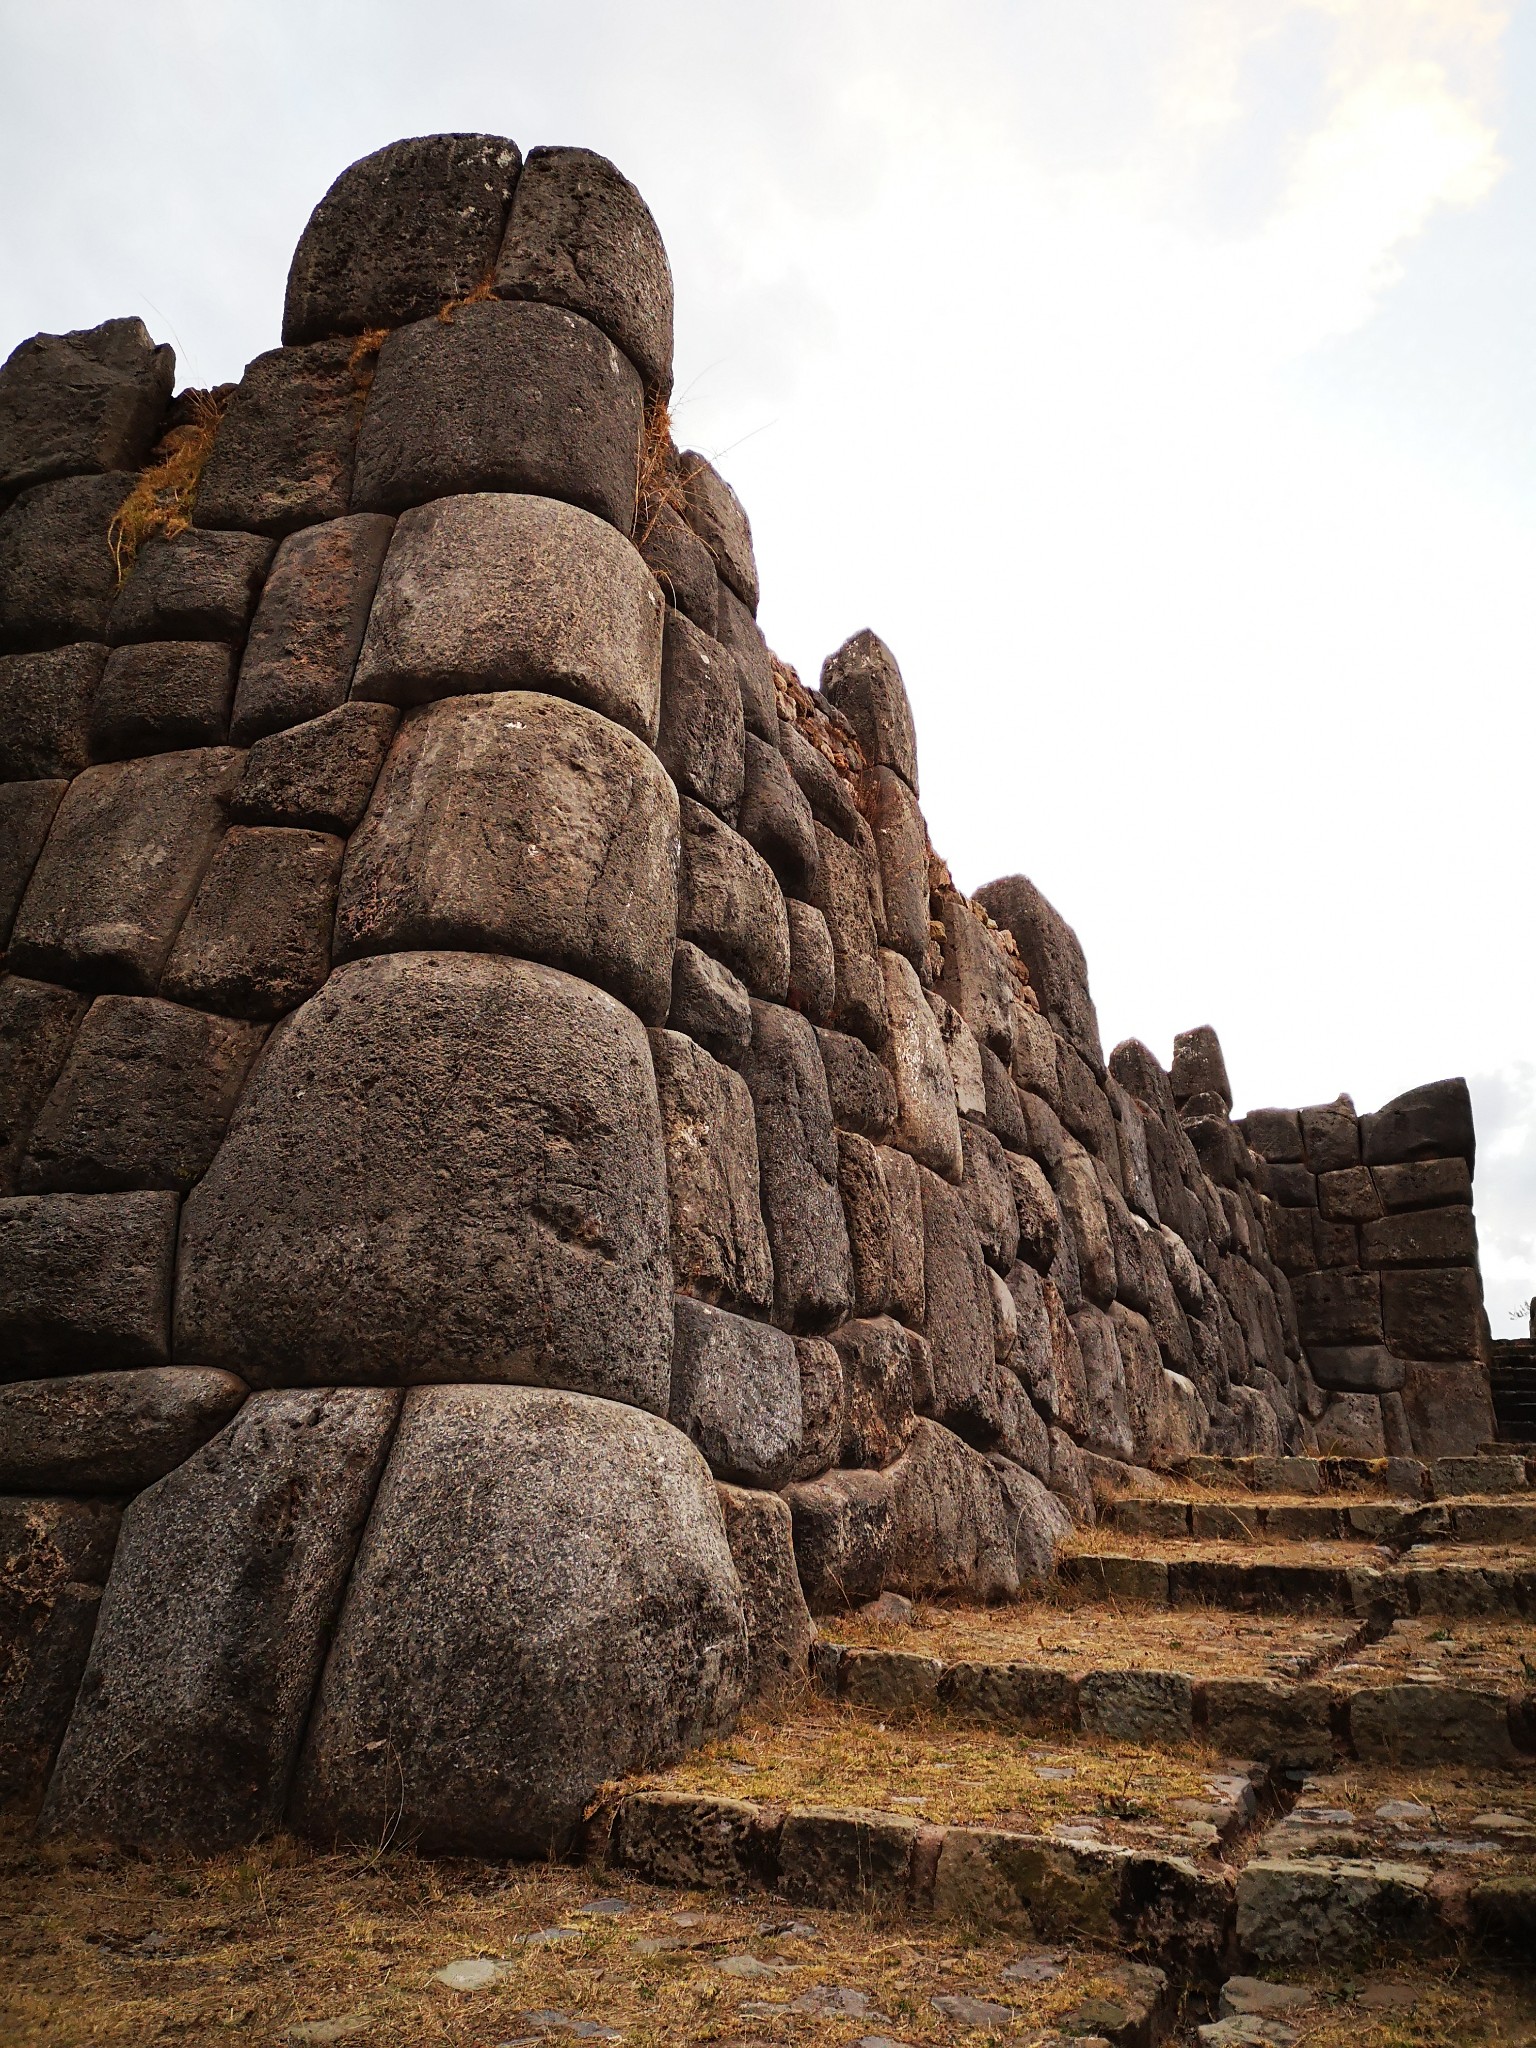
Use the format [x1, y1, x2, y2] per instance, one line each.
[1381, 1266, 1483, 1362]
[612, 1789, 780, 1890]
[1300, 1098, 1360, 1173]
[335, 692, 678, 1024]
[0, 644, 106, 779]
[1401, 1360, 1497, 1458]
[291, 1385, 746, 1856]
[495, 145, 674, 396]
[881, 949, 963, 1180]
[0, 471, 133, 652]
[108, 529, 276, 645]
[741, 1000, 853, 1331]
[715, 1485, 815, 1706]
[0, 1495, 120, 1811]
[0, 1367, 248, 1493]
[1361, 1077, 1475, 1170]
[20, 995, 266, 1193]
[649, 1028, 773, 1311]
[0, 316, 174, 499]
[232, 701, 400, 835]
[351, 302, 644, 536]
[819, 629, 918, 793]
[976, 873, 1104, 1073]
[88, 641, 235, 758]
[679, 451, 759, 613]
[1373, 1157, 1471, 1210]
[39, 1387, 398, 1848]
[174, 952, 674, 1403]
[1360, 1207, 1477, 1268]
[193, 340, 364, 537]
[230, 515, 394, 742]
[161, 825, 343, 1022]
[0, 977, 90, 1194]
[351, 492, 663, 742]
[655, 610, 745, 817]
[669, 1296, 803, 1488]
[676, 798, 790, 1003]
[282, 133, 523, 345]
[0, 1189, 177, 1375]
[8, 748, 244, 995]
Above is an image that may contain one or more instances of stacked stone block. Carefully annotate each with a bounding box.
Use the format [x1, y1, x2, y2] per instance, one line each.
[1242, 1079, 1495, 1458]
[0, 133, 1505, 1858]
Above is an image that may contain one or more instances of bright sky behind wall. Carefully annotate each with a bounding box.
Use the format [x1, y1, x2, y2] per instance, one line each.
[2, 0, 1533, 1326]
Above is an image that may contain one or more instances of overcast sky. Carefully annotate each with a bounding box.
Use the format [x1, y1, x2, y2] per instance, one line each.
[2, 0, 1532, 1327]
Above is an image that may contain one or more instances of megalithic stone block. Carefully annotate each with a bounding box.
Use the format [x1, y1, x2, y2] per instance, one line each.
[715, 1483, 815, 1705]
[174, 952, 674, 1404]
[655, 610, 746, 817]
[639, 502, 718, 632]
[0, 1367, 248, 1493]
[648, 1027, 774, 1313]
[335, 692, 678, 1023]
[676, 797, 791, 1003]
[88, 641, 236, 758]
[0, 1189, 178, 1375]
[0, 1495, 120, 1811]
[0, 472, 133, 653]
[192, 340, 365, 538]
[0, 317, 174, 500]
[229, 515, 394, 743]
[161, 825, 344, 1023]
[0, 782, 62, 943]
[975, 873, 1104, 1074]
[679, 451, 759, 613]
[881, 948, 962, 1181]
[231, 701, 399, 835]
[820, 629, 918, 793]
[0, 644, 106, 779]
[39, 1386, 399, 1848]
[108, 529, 275, 645]
[669, 1296, 803, 1488]
[741, 999, 853, 1332]
[0, 977, 90, 1195]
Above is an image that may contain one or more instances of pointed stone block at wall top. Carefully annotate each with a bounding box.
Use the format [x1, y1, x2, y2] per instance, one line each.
[975, 871, 1104, 1073]
[174, 952, 674, 1406]
[283, 133, 523, 344]
[0, 317, 174, 501]
[1361, 1077, 1475, 1171]
[820, 630, 918, 794]
[679, 452, 759, 613]
[1171, 1024, 1232, 1111]
[495, 145, 674, 397]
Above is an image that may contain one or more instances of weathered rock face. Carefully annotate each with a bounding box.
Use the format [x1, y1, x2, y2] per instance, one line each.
[230, 515, 394, 741]
[669, 1297, 802, 1488]
[175, 953, 674, 1406]
[649, 1028, 773, 1312]
[715, 1484, 815, 1705]
[1, 1189, 178, 1375]
[0, 1368, 248, 1492]
[0, 317, 174, 500]
[0, 1495, 120, 1810]
[40, 1388, 399, 1846]
[291, 1386, 746, 1856]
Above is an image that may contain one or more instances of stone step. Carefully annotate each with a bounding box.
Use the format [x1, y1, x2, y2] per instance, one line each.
[1062, 1542, 1536, 1620]
[1166, 1451, 1532, 1499]
[1100, 1495, 1536, 1547]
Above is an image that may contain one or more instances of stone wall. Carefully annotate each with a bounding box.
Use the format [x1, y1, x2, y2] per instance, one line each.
[0, 134, 1502, 1852]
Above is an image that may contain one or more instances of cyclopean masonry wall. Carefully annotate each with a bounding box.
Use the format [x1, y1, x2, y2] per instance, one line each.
[0, 135, 1502, 1852]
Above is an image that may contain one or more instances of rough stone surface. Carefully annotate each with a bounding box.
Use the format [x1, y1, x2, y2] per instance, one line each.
[0, 1495, 120, 1810]
[638, 503, 717, 630]
[882, 949, 963, 1180]
[352, 492, 663, 740]
[291, 1385, 747, 1855]
[335, 692, 678, 1023]
[20, 995, 266, 1193]
[787, 899, 837, 1024]
[837, 1132, 893, 1320]
[817, 1025, 897, 1141]
[813, 822, 889, 1049]
[1350, 1682, 1519, 1767]
[109, 529, 276, 646]
[283, 133, 523, 344]
[162, 826, 343, 1021]
[676, 798, 790, 1003]
[738, 731, 818, 894]
[352, 303, 643, 535]
[232, 701, 399, 834]
[1235, 1858, 1433, 1968]
[679, 453, 758, 612]
[741, 1000, 853, 1331]
[962, 1122, 1021, 1273]
[0, 977, 89, 1194]
[495, 145, 673, 395]
[1400, 1360, 1496, 1457]
[40, 1387, 399, 1847]
[8, 747, 243, 995]
[0, 643, 106, 779]
[649, 1028, 773, 1312]
[89, 641, 235, 758]
[0, 317, 173, 499]
[832, 1316, 917, 1468]
[714, 584, 776, 738]
[230, 515, 394, 741]
[791, 1335, 844, 1481]
[1381, 1266, 1483, 1361]
[0, 782, 66, 946]
[976, 873, 1103, 1071]
[0, 1189, 177, 1376]
[655, 611, 744, 816]
[667, 941, 752, 1064]
[1361, 1078, 1475, 1169]
[715, 1483, 815, 1705]
[174, 953, 673, 1403]
[0, 1367, 248, 1492]
[194, 340, 364, 537]
[938, 895, 1016, 1060]
[669, 1296, 802, 1488]
[861, 766, 927, 970]
[0, 471, 133, 651]
[1171, 1025, 1233, 1110]
[820, 631, 918, 792]
[919, 1166, 1003, 1445]
[1079, 1668, 1195, 1745]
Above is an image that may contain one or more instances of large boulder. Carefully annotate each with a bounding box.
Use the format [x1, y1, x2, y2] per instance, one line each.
[193, 340, 363, 538]
[40, 1388, 398, 1847]
[0, 317, 174, 500]
[291, 1385, 747, 1855]
[175, 952, 673, 1405]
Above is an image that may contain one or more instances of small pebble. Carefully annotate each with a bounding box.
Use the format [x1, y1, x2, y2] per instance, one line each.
[1001, 1950, 1065, 1983]
[433, 1959, 514, 1991]
[931, 1993, 1015, 2027]
[575, 1899, 630, 1917]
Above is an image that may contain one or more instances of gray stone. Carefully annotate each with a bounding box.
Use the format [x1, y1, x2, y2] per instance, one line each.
[1360, 1206, 1477, 1267]
[818, 1026, 896, 1140]
[0, 1367, 248, 1492]
[677, 797, 790, 1002]
[667, 941, 752, 1063]
[1055, 1146, 1116, 1307]
[813, 823, 889, 1048]
[832, 1316, 917, 1468]
[1299, 1098, 1360, 1173]
[0, 1495, 119, 1809]
[351, 492, 663, 741]
[1315, 1393, 1387, 1457]
[495, 145, 673, 394]
[937, 895, 1015, 1060]
[962, 1122, 1020, 1273]
[1073, 1304, 1134, 1461]
[670, 1297, 801, 1489]
[1382, 1267, 1483, 1360]
[1235, 1857, 1433, 1967]
[678, 452, 758, 612]
[109, 528, 275, 644]
[655, 611, 744, 815]
[861, 765, 928, 969]
[174, 953, 673, 1403]
[1110, 1082, 1160, 1222]
[819, 631, 917, 792]
[0, 317, 173, 499]
[779, 1806, 916, 1904]
[230, 515, 394, 742]
[20, 994, 266, 1192]
[40, 1387, 398, 1847]
[1361, 1077, 1475, 1169]
[787, 899, 837, 1024]
[232, 701, 399, 834]
[1079, 1668, 1195, 1745]
[194, 340, 363, 537]
[283, 133, 523, 344]
[0, 783, 65, 946]
[0, 471, 132, 651]
[352, 302, 643, 535]
[1171, 1025, 1232, 1110]
[1349, 1682, 1518, 1767]
[714, 583, 777, 738]
[780, 717, 865, 842]
[335, 692, 678, 1023]
[1056, 1041, 1121, 1179]
[1291, 1270, 1382, 1346]
[0, 978, 88, 1194]
[738, 731, 818, 893]
[919, 1165, 1002, 1444]
[1203, 1681, 1335, 1770]
[976, 874, 1103, 1071]
[88, 640, 234, 757]
[1373, 1157, 1471, 1210]
[8, 747, 243, 995]
[1308, 1345, 1404, 1394]
[792, 1335, 845, 1481]
[716, 1483, 815, 1704]
[840, 1645, 942, 1712]
[741, 1001, 853, 1330]
[881, 949, 962, 1180]
[879, 1142, 927, 1325]
[611, 1788, 778, 1891]
[838, 1131, 896, 1319]
[292, 1385, 746, 1855]
[1012, 1003, 1062, 1109]
[0, 1189, 177, 1375]
[1401, 1360, 1496, 1458]
[0, 643, 106, 778]
[980, 1042, 1028, 1150]
[161, 826, 343, 1021]
[1009, 1153, 1063, 1271]
[649, 1028, 773, 1311]
[638, 503, 717, 631]
[1318, 1165, 1382, 1223]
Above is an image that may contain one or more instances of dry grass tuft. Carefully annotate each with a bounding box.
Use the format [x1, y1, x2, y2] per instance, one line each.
[633, 395, 698, 547]
[106, 391, 227, 583]
[436, 273, 498, 323]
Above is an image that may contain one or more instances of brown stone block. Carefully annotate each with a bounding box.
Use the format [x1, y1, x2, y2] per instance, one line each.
[0, 472, 132, 651]
[162, 826, 343, 1022]
[648, 1027, 773, 1313]
[0, 644, 106, 779]
[654, 611, 745, 817]
[0, 316, 173, 500]
[229, 514, 393, 741]
[0, 1188, 177, 1375]
[0, 783, 66, 947]
[194, 340, 363, 537]
[231, 701, 399, 835]
[109, 529, 276, 644]
[1381, 1265, 1483, 1361]
[1361, 1206, 1477, 1268]
[676, 797, 789, 1003]
[1372, 1157, 1472, 1211]
[0, 977, 89, 1194]
[678, 452, 758, 613]
[89, 641, 235, 758]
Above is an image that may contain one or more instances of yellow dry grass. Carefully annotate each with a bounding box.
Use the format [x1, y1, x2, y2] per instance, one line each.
[106, 392, 226, 582]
